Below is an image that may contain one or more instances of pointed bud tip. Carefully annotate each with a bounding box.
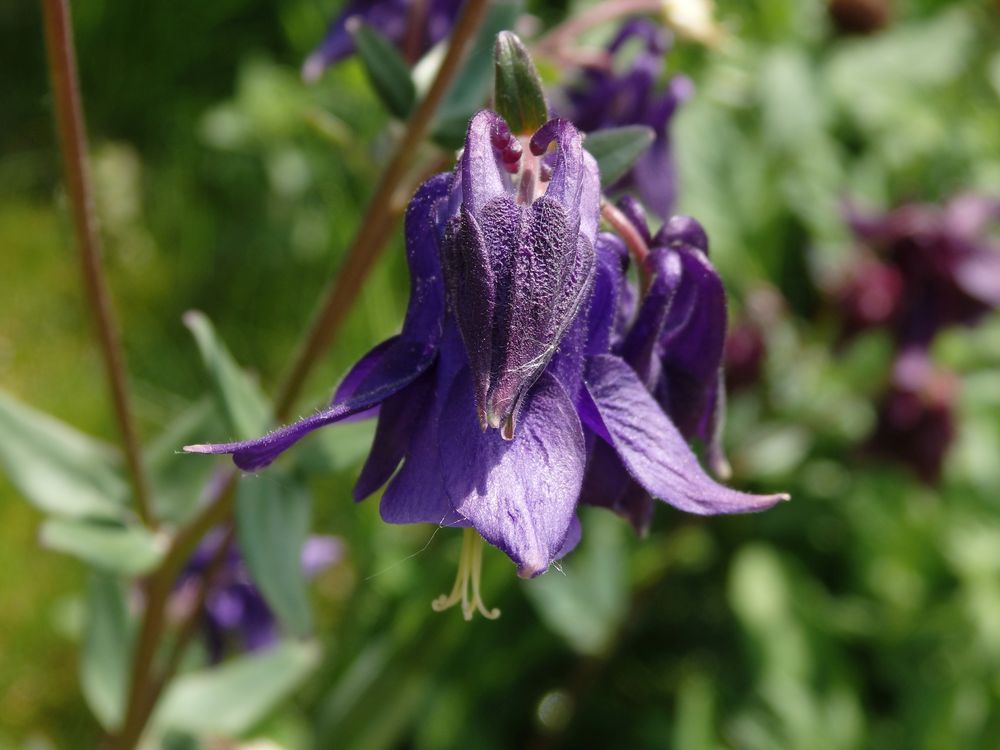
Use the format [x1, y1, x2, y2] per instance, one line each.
[493, 31, 548, 135]
[182, 444, 214, 454]
[301, 54, 325, 84]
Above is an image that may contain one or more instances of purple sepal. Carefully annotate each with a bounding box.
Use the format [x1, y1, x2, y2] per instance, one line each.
[185, 173, 452, 471]
[581, 354, 787, 515]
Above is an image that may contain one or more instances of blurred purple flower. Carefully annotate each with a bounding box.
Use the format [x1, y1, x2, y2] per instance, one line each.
[837, 193, 1000, 348]
[724, 287, 784, 393]
[562, 18, 693, 220]
[173, 532, 342, 662]
[186, 110, 783, 580]
[867, 351, 957, 485]
[302, 0, 463, 82]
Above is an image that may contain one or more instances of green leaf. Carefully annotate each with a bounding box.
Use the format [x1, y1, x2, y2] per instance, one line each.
[431, 0, 522, 149]
[584, 126, 656, 188]
[146, 397, 221, 523]
[41, 518, 166, 576]
[81, 572, 131, 730]
[524, 510, 627, 655]
[0, 389, 127, 520]
[154, 641, 321, 737]
[493, 31, 547, 135]
[183, 311, 270, 440]
[295, 418, 375, 473]
[349, 20, 417, 120]
[236, 475, 313, 637]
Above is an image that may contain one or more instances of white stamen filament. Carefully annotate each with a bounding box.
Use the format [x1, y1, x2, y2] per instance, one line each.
[431, 527, 501, 620]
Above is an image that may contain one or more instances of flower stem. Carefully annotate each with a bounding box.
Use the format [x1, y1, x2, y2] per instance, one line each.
[273, 0, 491, 419]
[112, 3, 491, 746]
[534, 0, 665, 60]
[40, 0, 156, 528]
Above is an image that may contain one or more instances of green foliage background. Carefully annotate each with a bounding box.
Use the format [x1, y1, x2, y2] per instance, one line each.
[2, 0, 1000, 747]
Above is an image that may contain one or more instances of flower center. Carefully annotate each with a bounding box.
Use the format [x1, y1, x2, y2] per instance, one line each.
[431, 528, 501, 620]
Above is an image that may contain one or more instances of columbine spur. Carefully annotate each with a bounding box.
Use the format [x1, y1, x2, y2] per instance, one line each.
[562, 18, 693, 220]
[186, 110, 785, 618]
[302, 0, 463, 82]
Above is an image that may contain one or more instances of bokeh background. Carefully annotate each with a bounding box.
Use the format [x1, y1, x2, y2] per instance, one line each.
[3, 0, 1000, 747]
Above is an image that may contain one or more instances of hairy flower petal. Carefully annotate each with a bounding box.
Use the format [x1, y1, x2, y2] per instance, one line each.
[581, 354, 787, 515]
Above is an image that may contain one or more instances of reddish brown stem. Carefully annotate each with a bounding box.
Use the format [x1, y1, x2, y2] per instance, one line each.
[273, 0, 491, 419]
[40, 0, 156, 528]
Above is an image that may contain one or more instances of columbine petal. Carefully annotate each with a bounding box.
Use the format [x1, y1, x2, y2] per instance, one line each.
[353, 367, 435, 501]
[379, 328, 470, 527]
[486, 191, 596, 431]
[461, 111, 514, 218]
[581, 354, 787, 515]
[438, 368, 586, 577]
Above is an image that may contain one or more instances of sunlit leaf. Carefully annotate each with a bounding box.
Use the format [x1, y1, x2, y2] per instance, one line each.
[41, 518, 166, 576]
[350, 21, 416, 119]
[584, 126, 656, 188]
[0, 389, 127, 520]
[145, 397, 222, 523]
[81, 572, 131, 730]
[154, 641, 321, 736]
[430, 0, 522, 148]
[524, 509, 627, 655]
[236, 475, 312, 637]
[183, 311, 270, 441]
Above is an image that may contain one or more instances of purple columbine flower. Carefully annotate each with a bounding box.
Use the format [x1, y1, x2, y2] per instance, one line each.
[562, 18, 693, 220]
[837, 193, 1000, 349]
[186, 110, 784, 617]
[302, 0, 463, 82]
[867, 350, 957, 485]
[172, 532, 341, 662]
[577, 198, 760, 533]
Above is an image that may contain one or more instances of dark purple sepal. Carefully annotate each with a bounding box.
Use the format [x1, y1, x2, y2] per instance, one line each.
[581, 354, 788, 515]
[654, 234, 728, 449]
[185, 173, 452, 471]
[438, 368, 586, 578]
[621, 248, 683, 386]
[379, 326, 471, 527]
[353, 366, 435, 501]
[579, 439, 654, 535]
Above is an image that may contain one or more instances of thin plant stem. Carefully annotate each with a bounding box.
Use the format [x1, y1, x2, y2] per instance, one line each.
[534, 0, 664, 58]
[601, 200, 652, 292]
[112, 3, 490, 746]
[40, 0, 156, 528]
[273, 0, 491, 419]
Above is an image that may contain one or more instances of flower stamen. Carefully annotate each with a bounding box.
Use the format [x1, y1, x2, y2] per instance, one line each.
[431, 528, 501, 620]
